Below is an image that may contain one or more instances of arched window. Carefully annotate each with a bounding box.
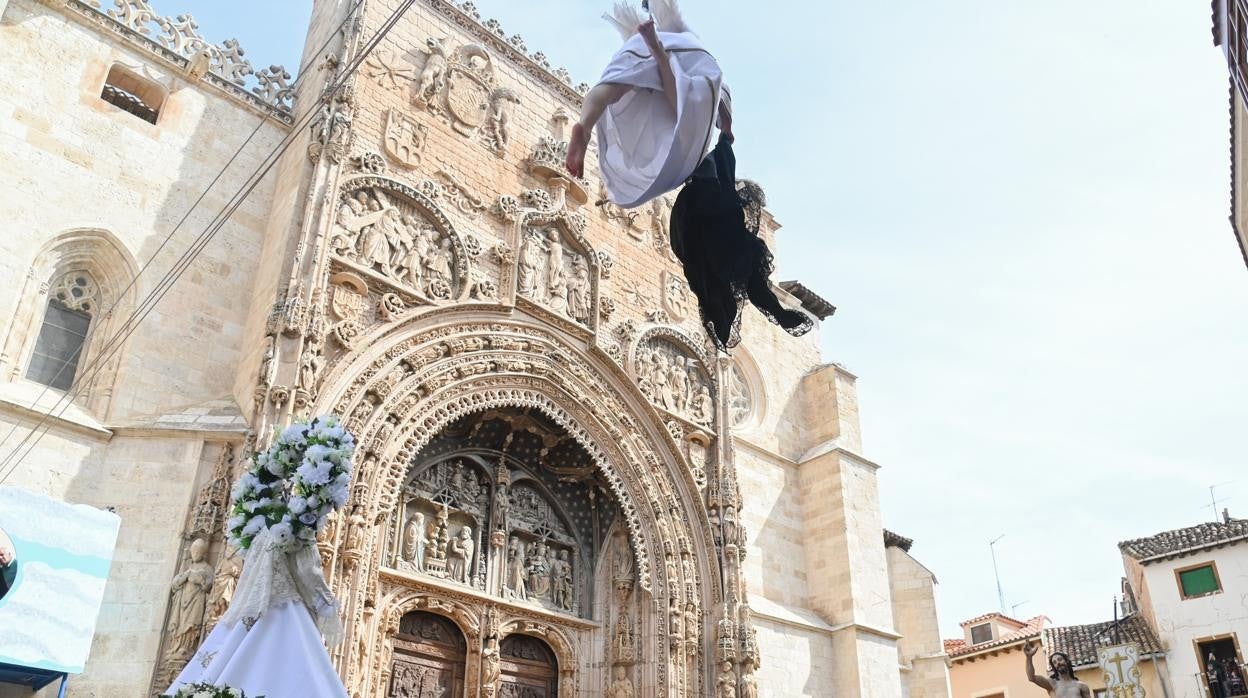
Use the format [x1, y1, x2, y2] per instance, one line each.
[0, 230, 137, 417]
[25, 271, 99, 391]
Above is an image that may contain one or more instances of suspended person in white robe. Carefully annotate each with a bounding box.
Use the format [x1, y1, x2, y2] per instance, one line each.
[165, 528, 347, 698]
[565, 0, 731, 209]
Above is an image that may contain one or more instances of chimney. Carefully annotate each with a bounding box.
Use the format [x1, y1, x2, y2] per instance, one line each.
[1223, 508, 1232, 524]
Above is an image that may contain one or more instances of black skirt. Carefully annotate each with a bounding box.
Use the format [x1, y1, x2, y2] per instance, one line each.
[669, 135, 813, 351]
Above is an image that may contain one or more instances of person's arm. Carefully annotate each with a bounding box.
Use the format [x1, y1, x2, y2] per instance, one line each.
[639, 21, 678, 114]
[1080, 682, 1092, 698]
[1024, 641, 1054, 691]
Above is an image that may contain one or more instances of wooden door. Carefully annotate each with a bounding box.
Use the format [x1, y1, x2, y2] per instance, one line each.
[389, 612, 467, 697]
[498, 634, 558, 698]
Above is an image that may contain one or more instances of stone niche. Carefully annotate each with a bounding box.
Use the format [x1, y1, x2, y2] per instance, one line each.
[381, 410, 620, 619]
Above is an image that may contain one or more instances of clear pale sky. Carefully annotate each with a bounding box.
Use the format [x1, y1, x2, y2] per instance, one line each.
[169, 0, 1248, 637]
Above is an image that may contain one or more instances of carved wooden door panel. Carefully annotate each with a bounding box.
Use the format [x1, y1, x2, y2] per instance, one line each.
[498, 635, 558, 698]
[390, 612, 467, 697]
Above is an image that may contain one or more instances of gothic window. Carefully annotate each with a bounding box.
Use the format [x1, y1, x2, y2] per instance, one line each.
[1, 230, 137, 417]
[389, 612, 467, 697]
[499, 635, 558, 697]
[100, 64, 165, 125]
[25, 272, 99, 391]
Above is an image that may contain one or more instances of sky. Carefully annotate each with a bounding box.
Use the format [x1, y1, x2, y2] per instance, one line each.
[168, 0, 1248, 636]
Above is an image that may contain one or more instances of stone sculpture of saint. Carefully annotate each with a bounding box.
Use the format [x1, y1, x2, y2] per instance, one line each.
[517, 229, 547, 299]
[546, 230, 566, 310]
[207, 548, 241, 625]
[358, 202, 395, 272]
[448, 526, 475, 584]
[693, 384, 714, 425]
[552, 550, 573, 611]
[607, 665, 635, 698]
[716, 662, 736, 698]
[739, 662, 759, 698]
[670, 359, 690, 412]
[482, 635, 502, 697]
[166, 538, 214, 659]
[527, 540, 552, 598]
[506, 537, 527, 600]
[344, 505, 367, 555]
[566, 258, 591, 323]
[402, 511, 426, 570]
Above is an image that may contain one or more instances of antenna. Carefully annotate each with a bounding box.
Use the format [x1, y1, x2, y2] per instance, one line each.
[1011, 601, 1029, 618]
[990, 535, 1006, 615]
[1205, 483, 1233, 521]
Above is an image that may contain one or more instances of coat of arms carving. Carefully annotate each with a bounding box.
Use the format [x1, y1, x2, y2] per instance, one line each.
[383, 109, 428, 169]
[445, 44, 495, 136]
[662, 271, 692, 321]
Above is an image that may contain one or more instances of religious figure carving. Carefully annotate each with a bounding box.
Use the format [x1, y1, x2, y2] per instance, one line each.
[566, 257, 592, 323]
[401, 511, 426, 571]
[297, 340, 324, 392]
[684, 602, 700, 655]
[491, 481, 509, 533]
[414, 37, 449, 109]
[506, 536, 527, 600]
[482, 634, 502, 698]
[526, 539, 551, 599]
[424, 237, 454, 299]
[448, 525, 475, 583]
[545, 230, 566, 311]
[668, 597, 684, 648]
[207, 548, 241, 626]
[614, 609, 635, 664]
[607, 665, 635, 698]
[551, 550, 573, 611]
[692, 384, 714, 425]
[739, 661, 760, 698]
[517, 228, 547, 299]
[165, 538, 213, 660]
[716, 661, 736, 698]
[344, 504, 368, 564]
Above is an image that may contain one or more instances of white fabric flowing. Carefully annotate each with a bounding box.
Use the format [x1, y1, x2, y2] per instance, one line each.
[166, 530, 347, 698]
[596, 0, 724, 209]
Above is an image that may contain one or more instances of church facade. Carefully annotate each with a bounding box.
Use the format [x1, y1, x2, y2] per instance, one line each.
[0, 1, 950, 696]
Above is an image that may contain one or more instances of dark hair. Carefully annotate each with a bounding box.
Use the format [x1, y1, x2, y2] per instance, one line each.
[1049, 652, 1076, 680]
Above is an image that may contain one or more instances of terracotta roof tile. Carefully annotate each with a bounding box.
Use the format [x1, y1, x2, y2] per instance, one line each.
[1043, 615, 1163, 668]
[1118, 517, 1248, 563]
[945, 615, 1048, 659]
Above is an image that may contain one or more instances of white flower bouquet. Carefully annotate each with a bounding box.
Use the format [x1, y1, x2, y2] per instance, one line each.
[227, 415, 356, 551]
[163, 683, 260, 698]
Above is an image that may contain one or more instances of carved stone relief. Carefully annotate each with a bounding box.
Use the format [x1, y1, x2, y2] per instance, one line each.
[728, 363, 754, 429]
[332, 178, 470, 308]
[633, 336, 715, 428]
[661, 271, 692, 322]
[383, 109, 429, 169]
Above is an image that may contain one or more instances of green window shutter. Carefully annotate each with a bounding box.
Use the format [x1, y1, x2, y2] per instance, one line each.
[1179, 565, 1220, 597]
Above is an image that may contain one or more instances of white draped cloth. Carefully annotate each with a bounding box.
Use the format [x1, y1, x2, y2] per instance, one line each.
[596, 1, 725, 209]
[166, 530, 347, 698]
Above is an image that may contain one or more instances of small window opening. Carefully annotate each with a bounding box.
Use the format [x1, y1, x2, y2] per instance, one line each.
[100, 64, 164, 125]
[969, 623, 993, 645]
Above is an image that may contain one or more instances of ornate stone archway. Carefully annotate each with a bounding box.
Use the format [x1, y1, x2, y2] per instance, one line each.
[311, 312, 722, 696]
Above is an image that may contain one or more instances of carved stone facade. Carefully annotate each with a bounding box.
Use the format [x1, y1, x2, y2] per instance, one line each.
[0, 0, 950, 696]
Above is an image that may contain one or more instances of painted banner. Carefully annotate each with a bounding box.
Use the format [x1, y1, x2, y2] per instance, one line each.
[1098, 642, 1147, 698]
[0, 486, 121, 674]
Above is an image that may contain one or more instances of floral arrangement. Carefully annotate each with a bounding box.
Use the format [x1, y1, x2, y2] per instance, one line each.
[163, 683, 261, 698]
[227, 415, 356, 551]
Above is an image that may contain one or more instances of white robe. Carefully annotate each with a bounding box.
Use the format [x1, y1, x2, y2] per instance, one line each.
[166, 531, 347, 698]
[595, 29, 724, 209]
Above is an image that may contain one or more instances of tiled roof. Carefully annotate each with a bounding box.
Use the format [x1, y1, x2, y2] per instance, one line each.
[1118, 517, 1248, 563]
[1043, 615, 1163, 669]
[959, 612, 1028, 629]
[779, 281, 836, 320]
[945, 615, 1048, 659]
[883, 529, 913, 552]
